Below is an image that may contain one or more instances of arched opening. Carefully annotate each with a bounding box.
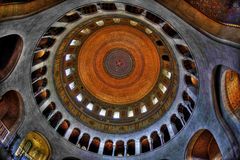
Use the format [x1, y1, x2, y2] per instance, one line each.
[176, 44, 193, 59]
[77, 5, 97, 15]
[114, 140, 124, 156]
[145, 12, 164, 24]
[186, 130, 222, 160]
[35, 89, 50, 105]
[162, 23, 179, 38]
[57, 120, 70, 136]
[185, 74, 199, 95]
[31, 66, 47, 82]
[183, 60, 197, 76]
[58, 12, 80, 23]
[36, 38, 55, 50]
[150, 131, 161, 149]
[33, 50, 50, 66]
[42, 102, 56, 118]
[32, 78, 47, 94]
[15, 131, 51, 160]
[185, 75, 198, 88]
[0, 34, 23, 82]
[49, 111, 62, 128]
[103, 140, 113, 155]
[162, 55, 170, 61]
[140, 136, 150, 153]
[170, 114, 183, 134]
[68, 128, 80, 145]
[178, 103, 191, 123]
[127, 139, 135, 156]
[125, 5, 144, 15]
[160, 125, 170, 143]
[183, 91, 195, 111]
[223, 70, 240, 119]
[44, 27, 65, 36]
[156, 40, 163, 46]
[79, 133, 90, 150]
[0, 90, 23, 143]
[98, 3, 117, 11]
[88, 137, 100, 153]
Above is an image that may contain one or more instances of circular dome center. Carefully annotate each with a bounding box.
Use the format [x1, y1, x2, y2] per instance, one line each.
[104, 49, 134, 78]
[78, 25, 160, 105]
[53, 15, 180, 133]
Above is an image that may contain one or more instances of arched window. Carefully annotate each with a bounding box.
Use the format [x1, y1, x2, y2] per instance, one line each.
[77, 5, 97, 15]
[33, 50, 50, 66]
[178, 104, 191, 123]
[35, 89, 50, 105]
[183, 60, 197, 76]
[114, 140, 124, 156]
[58, 12, 80, 23]
[140, 136, 150, 153]
[37, 38, 55, 49]
[176, 44, 193, 59]
[127, 139, 135, 156]
[162, 23, 179, 38]
[185, 75, 198, 88]
[170, 114, 183, 134]
[49, 112, 62, 128]
[0, 34, 23, 82]
[125, 5, 144, 15]
[42, 102, 56, 118]
[31, 66, 47, 81]
[98, 3, 117, 11]
[32, 78, 47, 94]
[185, 74, 199, 96]
[79, 133, 90, 150]
[186, 130, 222, 160]
[145, 12, 164, 24]
[150, 131, 161, 149]
[183, 91, 195, 111]
[160, 125, 170, 143]
[103, 140, 113, 155]
[156, 40, 163, 46]
[57, 120, 70, 136]
[88, 137, 101, 153]
[69, 128, 80, 144]
[44, 27, 65, 36]
[162, 55, 170, 61]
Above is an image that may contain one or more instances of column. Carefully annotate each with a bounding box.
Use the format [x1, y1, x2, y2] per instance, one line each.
[124, 144, 127, 156]
[135, 140, 141, 155]
[167, 124, 175, 138]
[98, 141, 104, 154]
[148, 137, 153, 151]
[87, 137, 93, 150]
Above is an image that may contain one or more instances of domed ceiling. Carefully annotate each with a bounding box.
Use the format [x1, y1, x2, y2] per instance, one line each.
[31, 1, 199, 157]
[53, 15, 180, 133]
[1, 0, 240, 160]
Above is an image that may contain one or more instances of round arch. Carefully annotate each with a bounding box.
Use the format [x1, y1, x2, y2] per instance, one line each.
[0, 90, 24, 143]
[0, 34, 23, 82]
[15, 131, 52, 160]
[185, 129, 222, 160]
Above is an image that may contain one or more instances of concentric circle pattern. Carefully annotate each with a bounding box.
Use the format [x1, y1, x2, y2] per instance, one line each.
[53, 16, 179, 133]
[31, 2, 199, 155]
[78, 25, 160, 105]
[104, 48, 134, 79]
